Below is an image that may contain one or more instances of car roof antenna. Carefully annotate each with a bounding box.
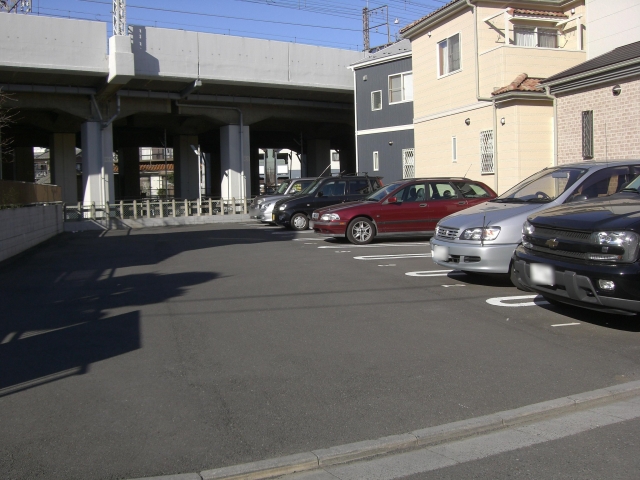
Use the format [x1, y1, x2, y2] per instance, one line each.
[463, 164, 472, 178]
[316, 163, 332, 179]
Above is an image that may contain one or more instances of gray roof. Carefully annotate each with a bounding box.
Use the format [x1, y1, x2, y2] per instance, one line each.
[350, 39, 411, 68]
[543, 41, 640, 84]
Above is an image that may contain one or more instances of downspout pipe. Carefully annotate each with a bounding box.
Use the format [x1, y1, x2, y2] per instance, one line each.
[544, 85, 558, 166]
[465, 0, 498, 192]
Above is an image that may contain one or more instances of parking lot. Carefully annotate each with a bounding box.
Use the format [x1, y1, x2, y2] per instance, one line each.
[1, 223, 639, 480]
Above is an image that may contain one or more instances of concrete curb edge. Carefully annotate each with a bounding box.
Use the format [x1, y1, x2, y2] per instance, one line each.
[130, 380, 640, 480]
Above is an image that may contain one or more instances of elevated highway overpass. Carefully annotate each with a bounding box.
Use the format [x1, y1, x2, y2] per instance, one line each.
[0, 13, 364, 204]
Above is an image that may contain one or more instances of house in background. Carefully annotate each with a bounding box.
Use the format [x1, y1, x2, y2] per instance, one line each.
[541, 41, 640, 165]
[350, 39, 414, 183]
[400, 0, 587, 193]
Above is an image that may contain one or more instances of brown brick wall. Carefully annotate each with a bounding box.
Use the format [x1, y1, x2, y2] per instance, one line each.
[556, 76, 640, 164]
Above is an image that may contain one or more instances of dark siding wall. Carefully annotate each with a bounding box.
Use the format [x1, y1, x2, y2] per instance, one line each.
[357, 129, 414, 184]
[355, 57, 413, 131]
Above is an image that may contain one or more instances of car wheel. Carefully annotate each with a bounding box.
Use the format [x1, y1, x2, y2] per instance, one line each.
[347, 217, 375, 245]
[290, 213, 309, 231]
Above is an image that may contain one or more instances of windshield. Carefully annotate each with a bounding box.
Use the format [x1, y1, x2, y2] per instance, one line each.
[623, 175, 640, 191]
[276, 181, 291, 194]
[299, 178, 322, 195]
[494, 167, 587, 203]
[365, 182, 403, 202]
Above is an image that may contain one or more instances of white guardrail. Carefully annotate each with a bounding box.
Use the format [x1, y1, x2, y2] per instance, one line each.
[64, 197, 253, 221]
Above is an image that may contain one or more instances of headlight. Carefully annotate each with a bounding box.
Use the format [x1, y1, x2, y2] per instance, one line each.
[279, 204, 287, 211]
[320, 213, 340, 221]
[588, 231, 639, 263]
[461, 227, 501, 241]
[523, 220, 535, 236]
[256, 198, 264, 206]
[260, 202, 272, 210]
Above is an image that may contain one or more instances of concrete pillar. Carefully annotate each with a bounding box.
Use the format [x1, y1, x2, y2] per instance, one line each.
[14, 147, 35, 183]
[50, 133, 78, 205]
[173, 135, 199, 199]
[306, 139, 331, 177]
[119, 146, 140, 199]
[220, 125, 250, 199]
[81, 121, 114, 205]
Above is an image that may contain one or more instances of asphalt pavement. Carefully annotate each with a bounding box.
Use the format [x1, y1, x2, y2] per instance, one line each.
[1, 223, 639, 480]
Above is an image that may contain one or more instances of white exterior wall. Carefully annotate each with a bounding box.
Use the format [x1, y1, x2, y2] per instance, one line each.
[586, 0, 640, 59]
[0, 205, 63, 263]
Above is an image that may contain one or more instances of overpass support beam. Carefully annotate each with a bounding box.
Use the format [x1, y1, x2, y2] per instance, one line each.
[14, 147, 35, 183]
[81, 121, 115, 206]
[50, 133, 78, 204]
[173, 135, 199, 199]
[118, 146, 140, 199]
[305, 139, 331, 177]
[220, 125, 250, 200]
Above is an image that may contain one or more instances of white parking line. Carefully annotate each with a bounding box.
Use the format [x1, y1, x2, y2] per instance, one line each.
[293, 238, 324, 241]
[335, 251, 351, 253]
[486, 295, 549, 307]
[319, 243, 427, 249]
[442, 284, 466, 288]
[551, 322, 581, 327]
[354, 253, 432, 260]
[378, 264, 397, 267]
[271, 231, 315, 235]
[405, 270, 465, 277]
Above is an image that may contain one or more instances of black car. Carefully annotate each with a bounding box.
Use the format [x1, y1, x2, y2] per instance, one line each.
[511, 178, 640, 315]
[272, 174, 383, 230]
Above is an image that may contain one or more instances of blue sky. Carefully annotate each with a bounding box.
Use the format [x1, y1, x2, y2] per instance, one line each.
[24, 0, 445, 51]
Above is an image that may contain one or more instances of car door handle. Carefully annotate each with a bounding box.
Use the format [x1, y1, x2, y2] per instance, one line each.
[419, 204, 427, 207]
[457, 201, 467, 205]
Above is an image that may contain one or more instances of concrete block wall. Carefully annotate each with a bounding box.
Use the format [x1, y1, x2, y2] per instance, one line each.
[556, 76, 640, 165]
[0, 205, 63, 263]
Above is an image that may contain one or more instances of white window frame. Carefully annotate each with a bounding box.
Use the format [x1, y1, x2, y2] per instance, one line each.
[388, 71, 413, 105]
[452, 136, 457, 163]
[437, 32, 462, 79]
[373, 151, 379, 171]
[371, 90, 382, 111]
[512, 25, 558, 48]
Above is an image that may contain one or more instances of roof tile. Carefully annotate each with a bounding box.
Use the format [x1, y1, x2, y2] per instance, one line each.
[492, 73, 544, 96]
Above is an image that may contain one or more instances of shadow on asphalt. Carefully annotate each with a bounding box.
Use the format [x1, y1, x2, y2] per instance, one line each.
[0, 226, 243, 397]
[536, 302, 640, 332]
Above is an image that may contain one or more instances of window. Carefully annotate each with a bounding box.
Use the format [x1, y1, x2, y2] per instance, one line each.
[480, 130, 494, 174]
[452, 181, 492, 198]
[319, 180, 347, 197]
[438, 33, 460, 76]
[429, 182, 457, 200]
[514, 27, 557, 48]
[371, 90, 382, 111]
[402, 148, 415, 179]
[373, 151, 379, 171]
[452, 136, 457, 163]
[582, 110, 594, 159]
[348, 179, 371, 195]
[388, 72, 413, 104]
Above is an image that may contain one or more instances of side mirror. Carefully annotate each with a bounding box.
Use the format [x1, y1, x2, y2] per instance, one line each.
[568, 194, 588, 203]
[317, 191, 324, 197]
[388, 196, 398, 203]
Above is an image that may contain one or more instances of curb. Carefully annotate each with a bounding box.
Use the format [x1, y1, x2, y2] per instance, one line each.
[130, 380, 640, 480]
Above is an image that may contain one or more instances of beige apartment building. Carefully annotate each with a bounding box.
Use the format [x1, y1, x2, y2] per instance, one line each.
[401, 0, 587, 194]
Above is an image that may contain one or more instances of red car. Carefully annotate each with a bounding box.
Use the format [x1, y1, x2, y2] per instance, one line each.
[311, 178, 497, 245]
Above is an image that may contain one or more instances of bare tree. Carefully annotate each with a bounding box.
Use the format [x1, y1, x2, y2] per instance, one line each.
[0, 88, 16, 181]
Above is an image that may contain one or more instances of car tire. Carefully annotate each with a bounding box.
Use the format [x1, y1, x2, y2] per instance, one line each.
[290, 213, 309, 231]
[347, 217, 375, 245]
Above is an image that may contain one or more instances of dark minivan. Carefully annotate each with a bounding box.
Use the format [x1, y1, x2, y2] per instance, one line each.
[273, 174, 383, 230]
[512, 173, 640, 315]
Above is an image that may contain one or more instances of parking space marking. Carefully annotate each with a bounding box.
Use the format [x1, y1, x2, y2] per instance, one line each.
[486, 295, 549, 307]
[378, 264, 397, 267]
[293, 238, 324, 241]
[405, 269, 465, 277]
[354, 253, 432, 260]
[551, 322, 581, 327]
[271, 231, 315, 235]
[335, 251, 352, 253]
[319, 243, 427, 249]
[442, 284, 466, 288]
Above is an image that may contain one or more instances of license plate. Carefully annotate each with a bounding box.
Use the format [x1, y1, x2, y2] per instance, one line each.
[432, 245, 449, 261]
[530, 263, 554, 286]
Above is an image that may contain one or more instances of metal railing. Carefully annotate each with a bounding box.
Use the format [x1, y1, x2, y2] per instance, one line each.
[64, 197, 252, 221]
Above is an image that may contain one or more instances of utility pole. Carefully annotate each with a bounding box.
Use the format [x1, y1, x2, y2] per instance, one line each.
[362, 5, 390, 52]
[113, 0, 126, 36]
[0, 1, 31, 13]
